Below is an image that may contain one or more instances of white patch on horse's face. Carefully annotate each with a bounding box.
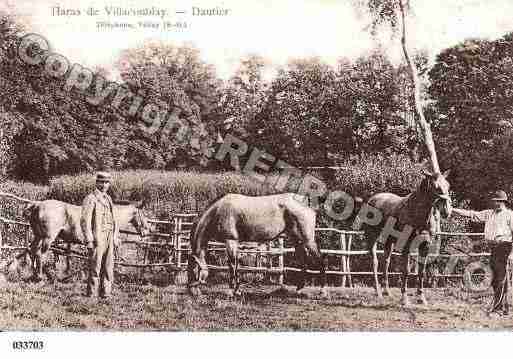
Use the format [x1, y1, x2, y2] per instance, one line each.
[434, 175, 450, 196]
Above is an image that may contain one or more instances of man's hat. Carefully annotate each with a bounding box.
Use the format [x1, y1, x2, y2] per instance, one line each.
[491, 190, 508, 202]
[96, 171, 112, 183]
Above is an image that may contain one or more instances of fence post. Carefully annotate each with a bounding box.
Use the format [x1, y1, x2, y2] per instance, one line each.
[407, 253, 411, 287]
[347, 233, 353, 288]
[340, 232, 346, 288]
[168, 217, 176, 283]
[172, 216, 178, 266]
[278, 237, 284, 286]
[0, 221, 3, 260]
[176, 216, 183, 269]
[266, 242, 272, 284]
[176, 217, 183, 268]
[140, 231, 149, 283]
[65, 243, 71, 275]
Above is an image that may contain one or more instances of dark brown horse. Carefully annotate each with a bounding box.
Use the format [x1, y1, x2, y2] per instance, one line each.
[22, 199, 151, 282]
[187, 193, 327, 296]
[362, 170, 452, 306]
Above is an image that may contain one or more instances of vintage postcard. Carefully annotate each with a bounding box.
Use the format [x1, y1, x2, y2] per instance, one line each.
[1, 0, 513, 356]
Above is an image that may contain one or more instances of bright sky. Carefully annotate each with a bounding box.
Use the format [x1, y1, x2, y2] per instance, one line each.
[4, 0, 513, 80]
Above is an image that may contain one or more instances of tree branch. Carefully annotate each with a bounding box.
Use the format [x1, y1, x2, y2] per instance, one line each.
[398, 0, 440, 173]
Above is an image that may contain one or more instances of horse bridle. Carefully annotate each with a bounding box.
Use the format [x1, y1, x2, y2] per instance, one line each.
[433, 194, 451, 205]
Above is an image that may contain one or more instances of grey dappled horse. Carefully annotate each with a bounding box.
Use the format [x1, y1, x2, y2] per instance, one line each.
[362, 170, 452, 306]
[187, 193, 327, 296]
[23, 199, 151, 282]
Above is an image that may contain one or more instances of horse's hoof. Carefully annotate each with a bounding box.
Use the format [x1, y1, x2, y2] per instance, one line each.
[320, 288, 329, 299]
[30, 275, 42, 283]
[400, 294, 410, 307]
[188, 287, 202, 297]
[383, 290, 393, 298]
[225, 288, 241, 298]
[296, 289, 309, 298]
[417, 294, 428, 306]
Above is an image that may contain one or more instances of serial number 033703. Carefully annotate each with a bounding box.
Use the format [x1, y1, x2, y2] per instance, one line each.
[12, 341, 44, 350]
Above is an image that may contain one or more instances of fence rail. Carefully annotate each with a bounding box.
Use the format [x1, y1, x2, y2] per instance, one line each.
[0, 213, 495, 288]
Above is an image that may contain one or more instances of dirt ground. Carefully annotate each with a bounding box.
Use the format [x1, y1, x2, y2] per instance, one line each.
[1, 276, 513, 331]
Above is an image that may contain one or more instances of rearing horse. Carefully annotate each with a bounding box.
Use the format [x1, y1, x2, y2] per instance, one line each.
[187, 193, 327, 296]
[362, 170, 452, 306]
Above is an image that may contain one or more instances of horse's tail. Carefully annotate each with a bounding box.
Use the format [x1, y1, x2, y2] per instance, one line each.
[189, 219, 199, 254]
[348, 195, 365, 228]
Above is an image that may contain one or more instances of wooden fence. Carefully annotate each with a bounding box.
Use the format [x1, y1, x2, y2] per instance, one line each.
[0, 213, 502, 288]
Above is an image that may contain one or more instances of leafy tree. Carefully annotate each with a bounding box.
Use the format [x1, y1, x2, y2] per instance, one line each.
[429, 34, 513, 205]
[117, 41, 221, 168]
[252, 57, 345, 165]
[344, 51, 403, 154]
[217, 54, 270, 139]
[355, 0, 442, 172]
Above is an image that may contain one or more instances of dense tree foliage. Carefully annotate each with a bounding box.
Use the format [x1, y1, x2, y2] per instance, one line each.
[3, 9, 513, 207]
[430, 34, 513, 205]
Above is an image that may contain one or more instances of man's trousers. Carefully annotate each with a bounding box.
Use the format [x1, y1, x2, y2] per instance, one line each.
[87, 230, 114, 298]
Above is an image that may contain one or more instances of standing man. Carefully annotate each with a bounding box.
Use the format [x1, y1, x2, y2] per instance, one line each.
[81, 171, 118, 299]
[451, 190, 513, 316]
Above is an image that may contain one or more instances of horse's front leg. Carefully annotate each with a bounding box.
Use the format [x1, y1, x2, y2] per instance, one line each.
[29, 239, 43, 282]
[400, 250, 410, 306]
[40, 237, 55, 283]
[226, 239, 240, 296]
[416, 241, 429, 305]
[295, 244, 307, 291]
[65, 242, 72, 276]
[383, 240, 394, 297]
[305, 241, 328, 298]
[371, 241, 383, 299]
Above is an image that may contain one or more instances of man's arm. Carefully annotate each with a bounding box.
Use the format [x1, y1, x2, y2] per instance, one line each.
[451, 208, 490, 222]
[81, 195, 95, 248]
[451, 208, 473, 218]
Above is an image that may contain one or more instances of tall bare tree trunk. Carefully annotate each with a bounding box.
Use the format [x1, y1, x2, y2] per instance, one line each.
[398, 0, 440, 173]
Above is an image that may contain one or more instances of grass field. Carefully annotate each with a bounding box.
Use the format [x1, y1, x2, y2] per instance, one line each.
[1, 277, 511, 331]
[0, 168, 483, 332]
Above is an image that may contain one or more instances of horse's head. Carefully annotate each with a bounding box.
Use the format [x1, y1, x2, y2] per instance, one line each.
[421, 169, 452, 219]
[187, 254, 208, 292]
[129, 200, 151, 237]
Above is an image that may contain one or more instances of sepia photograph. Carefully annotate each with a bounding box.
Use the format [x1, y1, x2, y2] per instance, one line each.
[1, 0, 513, 355]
